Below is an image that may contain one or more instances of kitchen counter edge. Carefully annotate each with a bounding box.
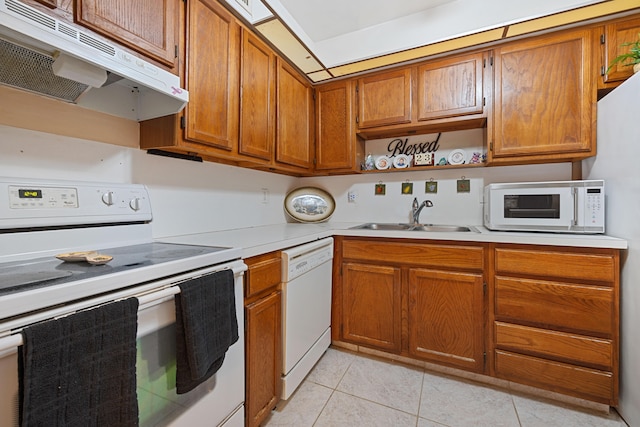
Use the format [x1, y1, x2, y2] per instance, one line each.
[158, 222, 628, 259]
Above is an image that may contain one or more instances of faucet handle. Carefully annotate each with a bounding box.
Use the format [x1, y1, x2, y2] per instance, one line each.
[412, 197, 419, 209]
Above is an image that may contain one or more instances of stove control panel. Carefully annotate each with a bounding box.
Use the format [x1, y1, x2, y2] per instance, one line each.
[0, 178, 152, 229]
[9, 185, 79, 209]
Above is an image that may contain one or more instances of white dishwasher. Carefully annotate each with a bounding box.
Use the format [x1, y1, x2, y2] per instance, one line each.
[281, 237, 334, 400]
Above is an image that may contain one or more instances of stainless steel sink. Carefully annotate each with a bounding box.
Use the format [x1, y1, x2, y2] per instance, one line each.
[351, 223, 414, 231]
[350, 223, 478, 232]
[412, 225, 475, 232]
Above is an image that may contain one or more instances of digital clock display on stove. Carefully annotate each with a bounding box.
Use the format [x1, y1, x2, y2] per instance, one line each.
[18, 189, 43, 199]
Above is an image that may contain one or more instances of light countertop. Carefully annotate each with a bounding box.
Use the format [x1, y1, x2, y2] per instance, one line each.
[158, 222, 628, 259]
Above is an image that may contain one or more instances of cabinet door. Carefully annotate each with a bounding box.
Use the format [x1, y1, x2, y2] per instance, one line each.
[417, 52, 484, 121]
[602, 17, 640, 85]
[357, 68, 412, 128]
[276, 59, 312, 169]
[315, 79, 363, 172]
[75, 0, 178, 68]
[491, 29, 594, 162]
[342, 262, 402, 352]
[408, 269, 484, 372]
[239, 29, 275, 161]
[184, 0, 239, 150]
[246, 291, 282, 427]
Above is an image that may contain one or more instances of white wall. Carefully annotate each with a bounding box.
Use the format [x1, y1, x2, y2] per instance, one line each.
[583, 72, 640, 427]
[0, 124, 573, 235]
[0, 125, 297, 238]
[301, 163, 572, 225]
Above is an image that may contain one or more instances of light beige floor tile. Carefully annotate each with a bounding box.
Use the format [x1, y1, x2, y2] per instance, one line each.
[305, 347, 357, 389]
[417, 417, 449, 427]
[513, 394, 629, 427]
[315, 390, 417, 427]
[263, 381, 332, 426]
[419, 372, 520, 427]
[336, 354, 424, 414]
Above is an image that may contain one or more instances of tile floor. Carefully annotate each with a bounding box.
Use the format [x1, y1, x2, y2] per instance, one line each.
[263, 347, 629, 427]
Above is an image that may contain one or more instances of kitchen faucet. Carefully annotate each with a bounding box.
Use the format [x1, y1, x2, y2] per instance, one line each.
[412, 197, 433, 225]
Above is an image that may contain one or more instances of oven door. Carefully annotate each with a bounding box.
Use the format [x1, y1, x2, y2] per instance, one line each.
[0, 261, 246, 427]
[485, 186, 577, 232]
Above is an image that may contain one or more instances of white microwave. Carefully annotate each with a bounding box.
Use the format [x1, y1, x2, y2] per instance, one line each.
[484, 180, 605, 234]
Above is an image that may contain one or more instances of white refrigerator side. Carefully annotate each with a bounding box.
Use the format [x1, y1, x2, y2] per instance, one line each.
[584, 71, 640, 425]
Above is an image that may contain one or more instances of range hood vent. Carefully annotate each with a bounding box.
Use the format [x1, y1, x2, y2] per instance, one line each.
[0, 0, 188, 121]
[0, 38, 89, 101]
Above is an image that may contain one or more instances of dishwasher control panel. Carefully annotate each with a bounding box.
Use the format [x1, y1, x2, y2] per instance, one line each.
[282, 238, 334, 282]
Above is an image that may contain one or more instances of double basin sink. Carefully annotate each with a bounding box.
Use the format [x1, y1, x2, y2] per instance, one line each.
[350, 223, 479, 233]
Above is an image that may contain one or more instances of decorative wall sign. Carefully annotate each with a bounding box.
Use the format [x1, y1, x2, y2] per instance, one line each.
[387, 133, 441, 157]
[456, 178, 471, 193]
[375, 183, 386, 195]
[401, 182, 413, 195]
[425, 180, 438, 194]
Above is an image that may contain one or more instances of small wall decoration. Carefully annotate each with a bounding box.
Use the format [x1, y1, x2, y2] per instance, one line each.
[469, 152, 485, 164]
[456, 177, 471, 193]
[414, 152, 434, 166]
[375, 183, 386, 195]
[425, 180, 438, 194]
[401, 182, 413, 195]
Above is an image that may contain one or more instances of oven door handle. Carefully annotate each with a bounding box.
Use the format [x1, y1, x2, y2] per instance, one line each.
[571, 187, 578, 226]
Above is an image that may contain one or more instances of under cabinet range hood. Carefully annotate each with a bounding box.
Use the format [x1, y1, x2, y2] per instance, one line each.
[0, 0, 188, 121]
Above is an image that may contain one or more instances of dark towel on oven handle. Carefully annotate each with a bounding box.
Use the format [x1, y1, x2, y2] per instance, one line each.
[19, 298, 139, 427]
[174, 269, 238, 394]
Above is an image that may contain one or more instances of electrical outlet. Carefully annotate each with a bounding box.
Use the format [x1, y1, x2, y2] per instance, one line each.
[347, 190, 357, 203]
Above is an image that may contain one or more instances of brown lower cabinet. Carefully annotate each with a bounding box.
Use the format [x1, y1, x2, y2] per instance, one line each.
[335, 237, 487, 373]
[491, 244, 619, 405]
[334, 237, 620, 406]
[244, 252, 282, 427]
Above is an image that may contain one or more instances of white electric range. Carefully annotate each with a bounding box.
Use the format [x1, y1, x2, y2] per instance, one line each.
[0, 177, 246, 427]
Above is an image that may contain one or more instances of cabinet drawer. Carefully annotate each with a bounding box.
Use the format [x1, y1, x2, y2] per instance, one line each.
[343, 240, 484, 271]
[495, 322, 613, 369]
[245, 253, 281, 299]
[495, 276, 613, 336]
[495, 248, 615, 283]
[495, 350, 615, 404]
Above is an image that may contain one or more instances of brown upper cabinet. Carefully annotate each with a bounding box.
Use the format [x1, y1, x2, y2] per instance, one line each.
[239, 29, 276, 162]
[75, 0, 179, 68]
[140, 0, 242, 160]
[356, 68, 413, 129]
[355, 52, 491, 140]
[599, 16, 640, 89]
[275, 59, 314, 171]
[315, 79, 364, 174]
[140, 2, 314, 175]
[417, 52, 486, 121]
[23, 0, 180, 71]
[184, 0, 240, 151]
[489, 28, 595, 164]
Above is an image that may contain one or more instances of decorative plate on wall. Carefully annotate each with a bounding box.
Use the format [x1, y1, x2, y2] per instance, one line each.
[284, 187, 335, 223]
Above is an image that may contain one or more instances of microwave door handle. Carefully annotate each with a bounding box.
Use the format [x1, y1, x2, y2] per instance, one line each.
[571, 187, 578, 226]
